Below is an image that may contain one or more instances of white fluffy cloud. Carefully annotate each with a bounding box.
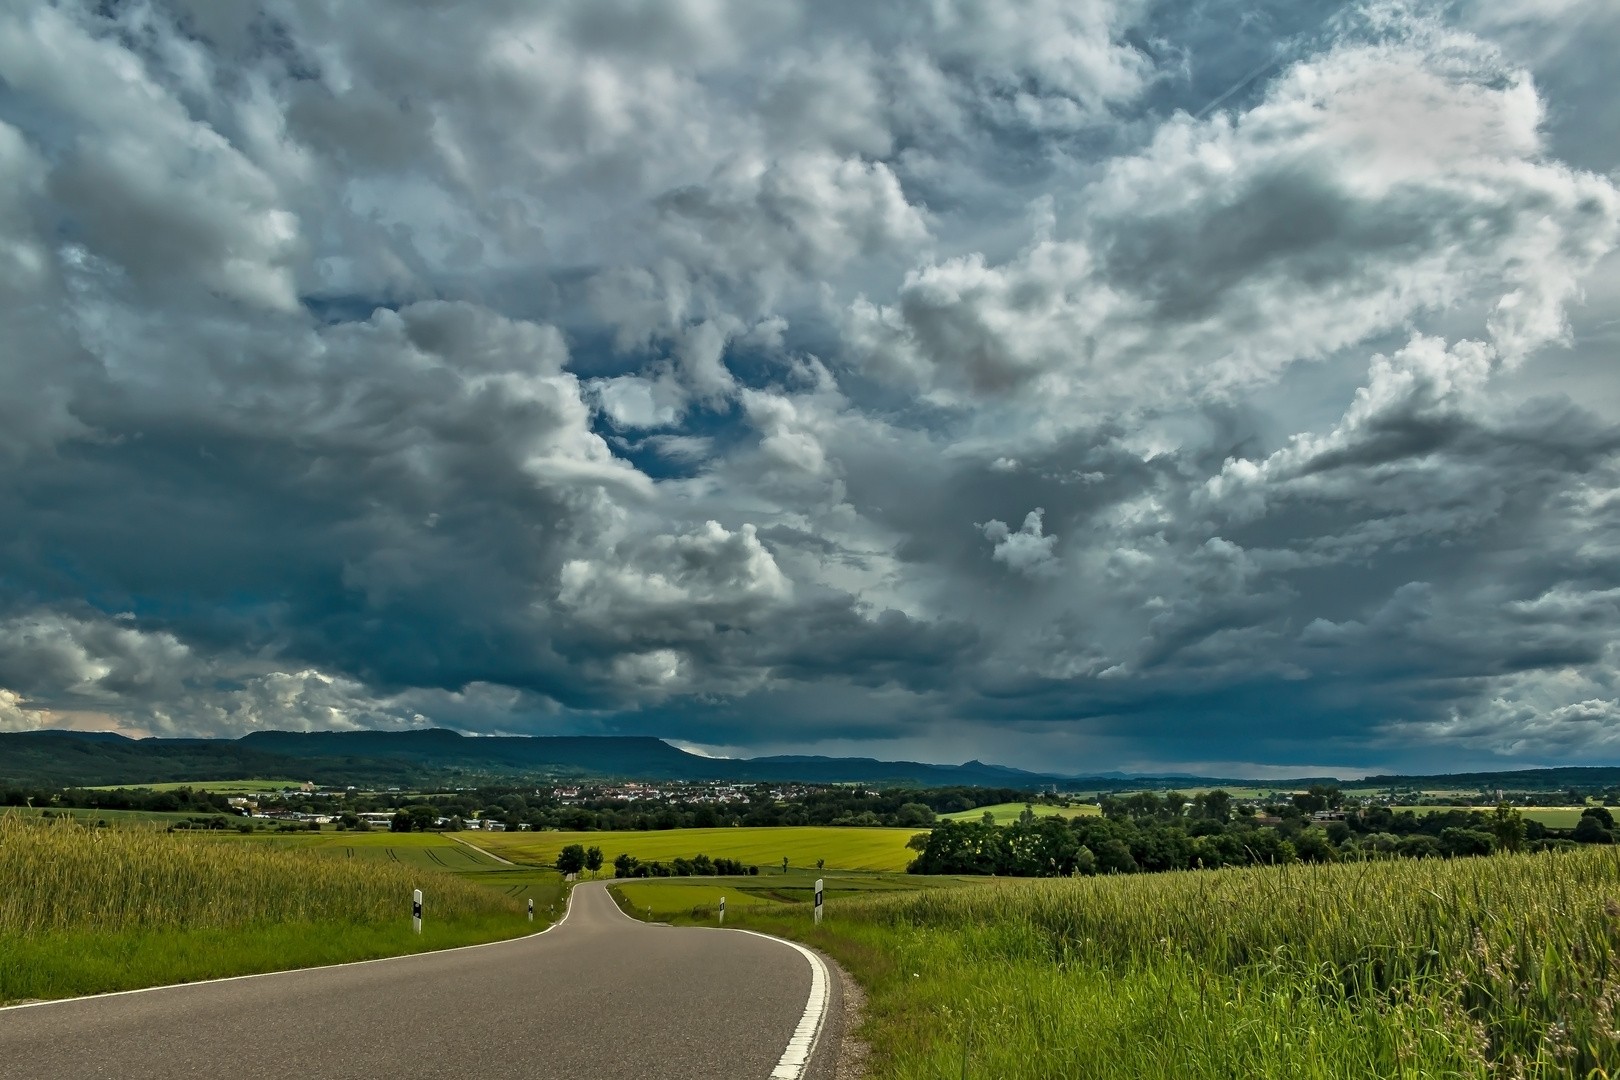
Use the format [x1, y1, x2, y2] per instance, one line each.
[850, 25, 1618, 424]
[981, 509, 1058, 574]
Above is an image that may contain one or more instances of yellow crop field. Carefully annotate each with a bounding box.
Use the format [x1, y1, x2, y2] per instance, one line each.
[940, 801, 1101, 824]
[479, 826, 920, 872]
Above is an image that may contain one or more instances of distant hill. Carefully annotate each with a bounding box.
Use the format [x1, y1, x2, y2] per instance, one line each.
[0, 729, 1091, 789]
[1358, 767, 1620, 791]
[5, 728, 1614, 792]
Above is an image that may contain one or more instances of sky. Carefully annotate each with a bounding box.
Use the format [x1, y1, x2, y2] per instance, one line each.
[1, 0, 1618, 777]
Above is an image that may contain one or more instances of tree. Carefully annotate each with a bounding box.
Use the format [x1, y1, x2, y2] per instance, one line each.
[390, 810, 412, 833]
[1490, 803, 1526, 853]
[1573, 814, 1613, 845]
[556, 844, 587, 874]
[981, 810, 996, 826]
[906, 832, 931, 852]
[585, 846, 603, 872]
[1194, 790, 1232, 823]
[895, 802, 936, 827]
[1095, 838, 1137, 874]
[614, 852, 639, 877]
[1292, 827, 1339, 863]
[408, 804, 436, 832]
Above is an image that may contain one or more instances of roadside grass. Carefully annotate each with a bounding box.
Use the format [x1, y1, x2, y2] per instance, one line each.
[705, 847, 1620, 1080]
[609, 870, 991, 924]
[939, 802, 1101, 824]
[0, 814, 541, 1004]
[480, 825, 921, 872]
[615, 880, 778, 916]
[0, 916, 531, 1003]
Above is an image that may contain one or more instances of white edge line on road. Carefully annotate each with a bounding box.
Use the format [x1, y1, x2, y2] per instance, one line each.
[596, 880, 833, 1078]
[729, 929, 831, 1080]
[0, 877, 580, 1015]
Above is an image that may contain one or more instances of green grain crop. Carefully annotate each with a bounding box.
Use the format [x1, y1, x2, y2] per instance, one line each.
[730, 846, 1620, 1079]
[0, 813, 530, 1002]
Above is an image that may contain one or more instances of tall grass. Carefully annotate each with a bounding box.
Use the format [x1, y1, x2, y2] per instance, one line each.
[0, 813, 513, 933]
[736, 848, 1620, 1079]
[0, 814, 527, 1001]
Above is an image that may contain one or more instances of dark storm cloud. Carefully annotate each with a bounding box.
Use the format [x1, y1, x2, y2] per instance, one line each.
[1, 0, 1618, 773]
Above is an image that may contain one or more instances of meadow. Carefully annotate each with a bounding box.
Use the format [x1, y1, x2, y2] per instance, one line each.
[1389, 805, 1588, 829]
[478, 824, 921, 872]
[0, 814, 545, 1003]
[705, 846, 1620, 1079]
[940, 802, 1101, 824]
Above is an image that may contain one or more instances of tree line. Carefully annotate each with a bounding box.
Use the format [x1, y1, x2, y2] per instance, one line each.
[908, 790, 1619, 876]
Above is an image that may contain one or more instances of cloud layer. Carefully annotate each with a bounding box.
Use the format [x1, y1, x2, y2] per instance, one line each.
[1, 0, 1618, 773]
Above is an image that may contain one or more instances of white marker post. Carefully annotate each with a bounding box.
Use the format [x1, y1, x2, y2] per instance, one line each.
[719, 896, 726, 925]
[813, 878, 824, 926]
[528, 898, 534, 922]
[412, 888, 423, 934]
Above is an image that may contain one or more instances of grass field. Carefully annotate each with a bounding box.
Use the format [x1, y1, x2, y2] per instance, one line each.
[615, 881, 777, 917]
[1389, 805, 1588, 828]
[0, 814, 547, 1003]
[479, 826, 922, 872]
[611, 869, 992, 927]
[1, 805, 239, 826]
[709, 847, 1620, 1079]
[82, 778, 310, 793]
[940, 802, 1101, 824]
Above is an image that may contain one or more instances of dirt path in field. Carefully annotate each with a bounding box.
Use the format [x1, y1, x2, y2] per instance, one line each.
[0, 882, 845, 1080]
[446, 831, 515, 864]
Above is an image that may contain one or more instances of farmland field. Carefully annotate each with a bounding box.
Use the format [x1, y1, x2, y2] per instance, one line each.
[0, 814, 548, 1004]
[479, 825, 920, 872]
[613, 869, 988, 922]
[1389, 805, 1587, 828]
[615, 881, 777, 916]
[82, 778, 311, 793]
[713, 846, 1620, 1079]
[940, 802, 1101, 824]
[1, 805, 233, 826]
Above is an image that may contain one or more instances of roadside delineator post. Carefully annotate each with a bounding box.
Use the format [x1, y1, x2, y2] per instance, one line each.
[528, 898, 534, 922]
[814, 878, 824, 925]
[719, 896, 725, 925]
[413, 888, 423, 934]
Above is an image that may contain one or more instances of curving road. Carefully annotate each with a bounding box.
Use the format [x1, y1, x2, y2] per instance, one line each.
[0, 882, 844, 1080]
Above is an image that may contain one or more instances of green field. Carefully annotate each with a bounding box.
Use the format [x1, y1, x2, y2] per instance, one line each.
[1390, 805, 1587, 828]
[83, 778, 311, 793]
[480, 825, 922, 872]
[615, 881, 776, 916]
[3, 805, 234, 826]
[711, 847, 1620, 1079]
[612, 868, 989, 925]
[940, 802, 1101, 824]
[0, 814, 557, 1004]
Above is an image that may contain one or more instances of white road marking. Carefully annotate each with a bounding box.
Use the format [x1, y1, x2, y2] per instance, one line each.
[0, 881, 577, 1014]
[732, 929, 831, 1080]
[600, 880, 835, 1076]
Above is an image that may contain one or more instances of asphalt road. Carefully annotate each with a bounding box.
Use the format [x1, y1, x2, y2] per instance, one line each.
[0, 881, 843, 1080]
